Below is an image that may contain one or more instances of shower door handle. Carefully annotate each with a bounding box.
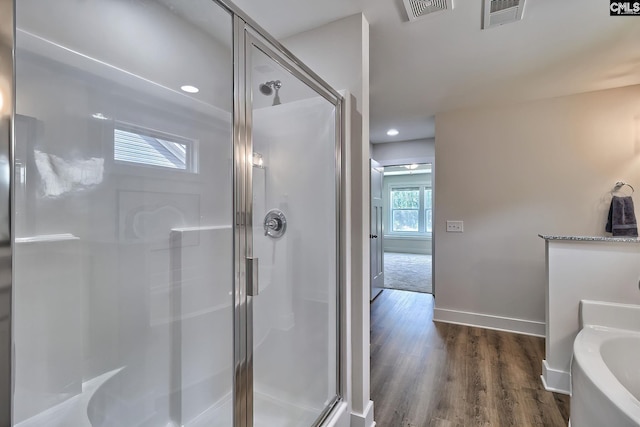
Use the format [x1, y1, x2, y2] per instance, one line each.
[246, 257, 259, 296]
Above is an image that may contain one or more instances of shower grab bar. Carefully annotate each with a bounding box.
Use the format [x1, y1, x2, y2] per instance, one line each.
[246, 257, 259, 296]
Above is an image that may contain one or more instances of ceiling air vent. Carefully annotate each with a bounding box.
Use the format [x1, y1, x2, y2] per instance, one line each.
[482, 0, 525, 29]
[403, 0, 453, 22]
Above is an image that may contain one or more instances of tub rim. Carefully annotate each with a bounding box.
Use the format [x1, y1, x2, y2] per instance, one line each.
[572, 325, 640, 424]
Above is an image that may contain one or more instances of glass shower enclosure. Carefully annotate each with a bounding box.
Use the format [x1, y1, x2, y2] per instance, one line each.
[0, 1, 344, 426]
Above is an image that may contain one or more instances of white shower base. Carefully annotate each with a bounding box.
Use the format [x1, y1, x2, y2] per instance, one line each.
[14, 368, 319, 427]
[190, 392, 320, 427]
[15, 368, 123, 427]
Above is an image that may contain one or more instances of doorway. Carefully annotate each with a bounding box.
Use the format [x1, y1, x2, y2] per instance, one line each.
[370, 162, 433, 298]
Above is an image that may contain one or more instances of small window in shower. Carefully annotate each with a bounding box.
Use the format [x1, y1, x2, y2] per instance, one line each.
[113, 123, 197, 172]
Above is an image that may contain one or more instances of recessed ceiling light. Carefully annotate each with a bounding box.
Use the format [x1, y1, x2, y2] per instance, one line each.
[180, 85, 199, 94]
[386, 129, 399, 136]
[91, 113, 110, 120]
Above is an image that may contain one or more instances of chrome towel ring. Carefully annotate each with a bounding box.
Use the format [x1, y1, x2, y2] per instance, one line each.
[613, 181, 635, 195]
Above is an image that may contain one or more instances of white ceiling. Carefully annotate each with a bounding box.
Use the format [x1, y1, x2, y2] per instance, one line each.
[232, 0, 640, 143]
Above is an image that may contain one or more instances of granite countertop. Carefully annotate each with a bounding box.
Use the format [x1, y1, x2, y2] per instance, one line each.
[538, 234, 640, 243]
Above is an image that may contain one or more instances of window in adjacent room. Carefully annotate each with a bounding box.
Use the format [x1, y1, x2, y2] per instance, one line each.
[389, 184, 432, 235]
[391, 187, 420, 232]
[425, 187, 432, 233]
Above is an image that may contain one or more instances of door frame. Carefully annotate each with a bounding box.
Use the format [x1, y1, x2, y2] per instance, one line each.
[369, 156, 435, 296]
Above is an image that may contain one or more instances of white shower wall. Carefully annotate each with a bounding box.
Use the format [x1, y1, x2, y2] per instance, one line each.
[13, 1, 235, 423]
[252, 96, 337, 414]
[13, 235, 83, 421]
[253, 97, 337, 303]
[15, 0, 232, 112]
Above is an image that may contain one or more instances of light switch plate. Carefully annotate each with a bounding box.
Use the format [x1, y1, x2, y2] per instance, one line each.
[446, 220, 464, 232]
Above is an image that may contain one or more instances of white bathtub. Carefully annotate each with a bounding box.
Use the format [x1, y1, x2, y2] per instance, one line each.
[570, 300, 640, 427]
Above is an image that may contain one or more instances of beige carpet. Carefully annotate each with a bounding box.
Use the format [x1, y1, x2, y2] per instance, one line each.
[383, 252, 432, 294]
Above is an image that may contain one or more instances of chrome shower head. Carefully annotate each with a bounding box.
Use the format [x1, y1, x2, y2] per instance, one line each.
[259, 80, 282, 99]
[259, 83, 273, 96]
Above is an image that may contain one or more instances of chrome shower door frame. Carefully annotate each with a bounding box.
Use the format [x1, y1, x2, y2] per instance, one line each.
[233, 17, 345, 427]
[0, 0, 12, 424]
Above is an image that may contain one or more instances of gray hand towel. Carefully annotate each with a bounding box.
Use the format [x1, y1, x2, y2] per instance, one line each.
[606, 196, 638, 237]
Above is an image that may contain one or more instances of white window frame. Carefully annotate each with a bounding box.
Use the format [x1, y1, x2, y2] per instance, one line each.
[388, 183, 433, 237]
[424, 187, 433, 234]
[113, 121, 198, 173]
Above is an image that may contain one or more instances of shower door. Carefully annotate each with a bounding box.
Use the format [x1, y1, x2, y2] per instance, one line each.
[240, 30, 342, 427]
[13, 1, 235, 426]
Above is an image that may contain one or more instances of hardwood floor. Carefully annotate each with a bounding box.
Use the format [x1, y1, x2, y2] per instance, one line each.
[370, 290, 570, 427]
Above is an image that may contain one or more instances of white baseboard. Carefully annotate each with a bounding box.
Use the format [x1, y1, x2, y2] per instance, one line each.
[433, 308, 545, 337]
[541, 360, 571, 395]
[350, 400, 375, 427]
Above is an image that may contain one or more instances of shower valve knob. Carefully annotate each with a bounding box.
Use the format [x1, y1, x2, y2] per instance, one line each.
[263, 209, 287, 239]
[264, 218, 282, 235]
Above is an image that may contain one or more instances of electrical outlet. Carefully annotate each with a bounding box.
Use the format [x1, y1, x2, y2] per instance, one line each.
[446, 220, 464, 232]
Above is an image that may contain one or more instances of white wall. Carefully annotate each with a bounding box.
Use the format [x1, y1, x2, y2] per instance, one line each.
[434, 84, 640, 335]
[284, 15, 368, 111]
[284, 14, 373, 427]
[372, 138, 434, 165]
